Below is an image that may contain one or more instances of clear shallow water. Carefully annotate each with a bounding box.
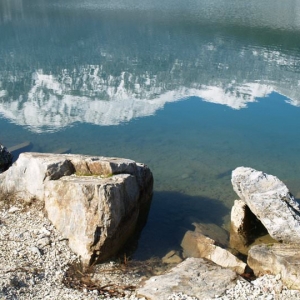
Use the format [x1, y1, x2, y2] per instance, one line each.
[2, 0, 300, 259]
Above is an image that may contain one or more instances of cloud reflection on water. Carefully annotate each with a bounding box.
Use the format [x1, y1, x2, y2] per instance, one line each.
[1, 0, 300, 132]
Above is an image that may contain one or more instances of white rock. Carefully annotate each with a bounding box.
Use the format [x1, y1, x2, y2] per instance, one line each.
[8, 206, 20, 213]
[29, 246, 41, 256]
[231, 167, 300, 243]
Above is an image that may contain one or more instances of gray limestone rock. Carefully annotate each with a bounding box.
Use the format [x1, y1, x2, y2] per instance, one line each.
[45, 173, 141, 264]
[248, 243, 300, 290]
[0, 152, 153, 265]
[231, 167, 300, 243]
[0, 152, 75, 201]
[137, 257, 238, 299]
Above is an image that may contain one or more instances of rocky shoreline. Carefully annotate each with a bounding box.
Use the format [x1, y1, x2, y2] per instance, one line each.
[1, 149, 300, 299]
[0, 193, 300, 299]
[0, 199, 145, 300]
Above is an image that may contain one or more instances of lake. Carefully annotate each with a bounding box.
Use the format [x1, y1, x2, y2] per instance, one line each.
[1, 0, 300, 260]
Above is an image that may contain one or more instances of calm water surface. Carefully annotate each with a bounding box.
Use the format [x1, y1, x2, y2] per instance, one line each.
[1, 0, 300, 259]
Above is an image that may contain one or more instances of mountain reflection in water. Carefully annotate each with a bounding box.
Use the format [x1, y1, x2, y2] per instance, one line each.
[1, 0, 300, 259]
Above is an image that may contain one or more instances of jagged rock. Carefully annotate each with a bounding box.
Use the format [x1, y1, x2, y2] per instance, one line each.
[0, 144, 13, 173]
[181, 228, 246, 274]
[231, 167, 300, 243]
[0, 152, 153, 265]
[137, 257, 238, 299]
[248, 244, 300, 290]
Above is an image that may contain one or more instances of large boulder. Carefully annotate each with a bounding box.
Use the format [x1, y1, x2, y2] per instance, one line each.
[248, 243, 300, 289]
[231, 167, 300, 243]
[137, 257, 238, 299]
[0, 144, 13, 173]
[0, 152, 153, 265]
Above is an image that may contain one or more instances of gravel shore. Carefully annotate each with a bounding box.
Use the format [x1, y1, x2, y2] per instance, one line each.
[0, 200, 300, 300]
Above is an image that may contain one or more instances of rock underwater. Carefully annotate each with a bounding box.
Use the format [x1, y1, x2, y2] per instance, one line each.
[0, 152, 153, 265]
[181, 222, 246, 274]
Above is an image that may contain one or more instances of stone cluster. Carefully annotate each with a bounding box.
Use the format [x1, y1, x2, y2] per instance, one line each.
[0, 201, 149, 300]
[231, 167, 300, 290]
[1, 151, 300, 299]
[144, 166, 300, 299]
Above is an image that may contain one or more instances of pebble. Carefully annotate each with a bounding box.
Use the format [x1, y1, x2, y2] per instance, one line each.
[8, 206, 20, 213]
[214, 275, 300, 300]
[1, 202, 300, 300]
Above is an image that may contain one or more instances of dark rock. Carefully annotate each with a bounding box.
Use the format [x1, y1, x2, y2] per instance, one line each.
[0, 143, 13, 173]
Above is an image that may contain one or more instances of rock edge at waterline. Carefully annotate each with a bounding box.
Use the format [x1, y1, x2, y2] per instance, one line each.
[0, 152, 153, 265]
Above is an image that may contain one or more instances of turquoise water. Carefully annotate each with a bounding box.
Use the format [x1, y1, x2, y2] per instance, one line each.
[1, 0, 300, 259]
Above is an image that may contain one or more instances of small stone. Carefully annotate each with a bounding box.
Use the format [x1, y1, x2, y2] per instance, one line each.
[275, 274, 281, 280]
[37, 237, 51, 248]
[8, 206, 20, 214]
[29, 246, 41, 256]
[40, 227, 51, 236]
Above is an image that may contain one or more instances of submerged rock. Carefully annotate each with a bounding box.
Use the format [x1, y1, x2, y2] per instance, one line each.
[231, 167, 300, 243]
[137, 257, 238, 300]
[181, 229, 246, 274]
[0, 152, 153, 265]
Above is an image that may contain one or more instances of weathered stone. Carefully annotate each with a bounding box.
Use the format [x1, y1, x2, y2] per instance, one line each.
[0, 144, 13, 173]
[0, 152, 75, 200]
[248, 244, 300, 290]
[137, 257, 237, 299]
[181, 229, 246, 274]
[45, 174, 141, 264]
[231, 167, 300, 243]
[0, 152, 153, 265]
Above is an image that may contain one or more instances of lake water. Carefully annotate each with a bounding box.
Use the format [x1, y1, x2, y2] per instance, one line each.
[1, 0, 300, 260]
